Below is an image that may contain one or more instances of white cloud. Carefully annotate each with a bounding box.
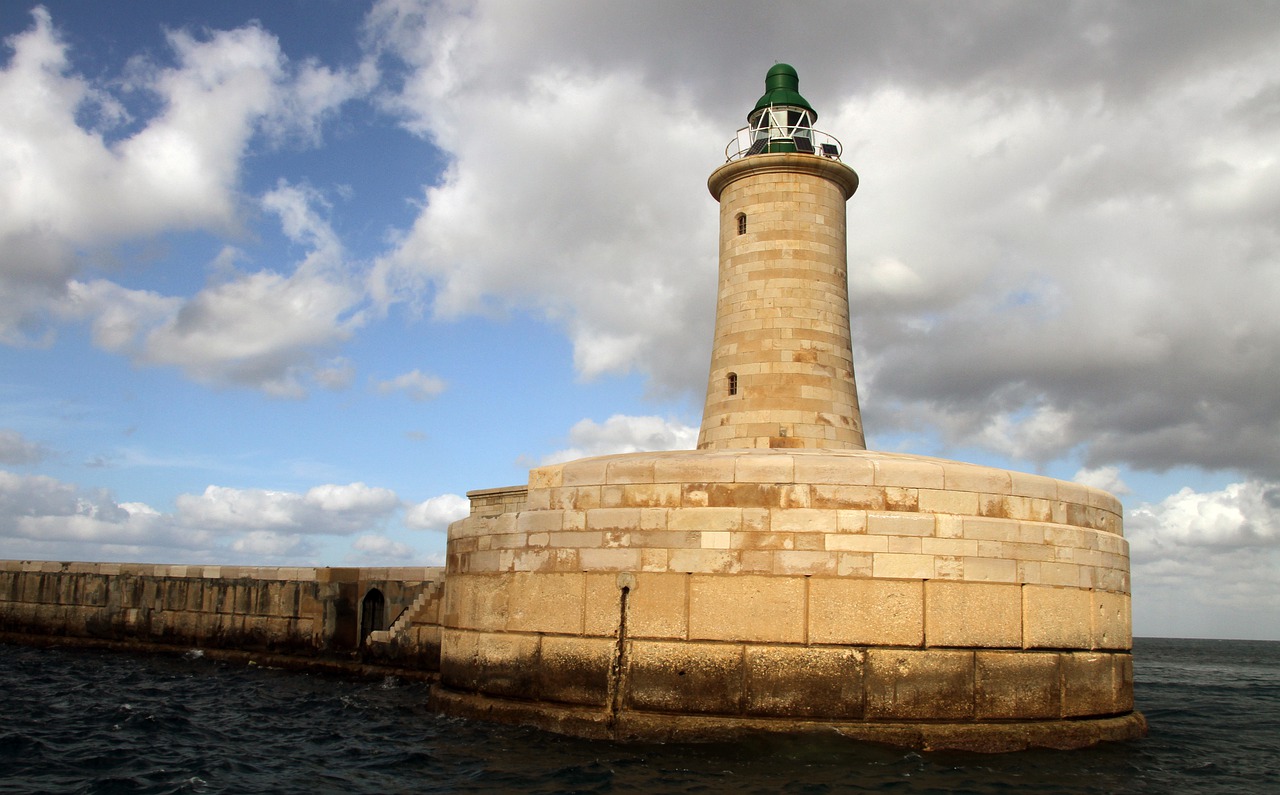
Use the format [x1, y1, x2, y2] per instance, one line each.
[0, 468, 418, 564]
[348, 533, 419, 566]
[0, 9, 372, 385]
[1127, 479, 1280, 636]
[1073, 465, 1130, 496]
[230, 530, 308, 557]
[175, 482, 399, 535]
[542, 414, 698, 465]
[375, 369, 446, 401]
[404, 493, 469, 531]
[363, 1, 1280, 481]
[60, 183, 368, 397]
[369, 3, 719, 392]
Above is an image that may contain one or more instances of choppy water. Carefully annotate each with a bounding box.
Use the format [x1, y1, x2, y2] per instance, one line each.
[1, 637, 1277, 794]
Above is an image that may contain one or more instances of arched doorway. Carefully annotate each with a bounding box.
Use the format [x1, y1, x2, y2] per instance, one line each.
[360, 588, 386, 644]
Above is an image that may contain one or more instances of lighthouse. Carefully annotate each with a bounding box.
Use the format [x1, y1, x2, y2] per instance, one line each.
[700, 64, 865, 450]
[431, 65, 1143, 752]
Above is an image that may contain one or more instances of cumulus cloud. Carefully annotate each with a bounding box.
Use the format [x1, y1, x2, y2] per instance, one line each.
[62, 182, 368, 397]
[1126, 480, 1280, 635]
[0, 468, 415, 564]
[541, 414, 698, 465]
[175, 482, 399, 535]
[0, 470, 208, 554]
[0, 429, 47, 465]
[1, 8, 372, 394]
[367, 1, 719, 393]
[361, 1, 1280, 482]
[347, 533, 424, 566]
[1073, 465, 1130, 496]
[404, 493, 469, 531]
[375, 369, 446, 401]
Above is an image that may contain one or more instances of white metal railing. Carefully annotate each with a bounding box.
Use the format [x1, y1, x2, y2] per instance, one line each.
[724, 125, 843, 162]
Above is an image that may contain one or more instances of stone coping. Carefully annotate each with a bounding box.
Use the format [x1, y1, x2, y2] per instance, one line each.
[0, 560, 445, 582]
[708, 152, 859, 200]
[527, 449, 1121, 518]
[430, 687, 1147, 752]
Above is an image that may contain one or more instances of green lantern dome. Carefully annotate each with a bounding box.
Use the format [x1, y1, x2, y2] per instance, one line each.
[751, 63, 816, 121]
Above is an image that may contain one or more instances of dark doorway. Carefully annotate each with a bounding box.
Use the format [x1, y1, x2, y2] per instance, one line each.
[360, 588, 386, 644]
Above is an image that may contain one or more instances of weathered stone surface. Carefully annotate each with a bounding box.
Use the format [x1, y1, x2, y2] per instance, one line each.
[975, 651, 1061, 719]
[624, 640, 743, 715]
[808, 578, 923, 646]
[537, 635, 613, 707]
[865, 648, 975, 720]
[925, 581, 1022, 648]
[743, 645, 864, 718]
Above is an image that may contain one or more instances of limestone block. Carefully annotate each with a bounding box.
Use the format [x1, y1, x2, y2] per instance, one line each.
[867, 512, 935, 537]
[873, 458, 944, 489]
[1039, 562, 1082, 587]
[583, 507, 641, 533]
[735, 455, 795, 483]
[836, 552, 874, 576]
[975, 651, 1061, 719]
[732, 531, 795, 550]
[561, 458, 610, 487]
[449, 575, 509, 632]
[611, 484, 682, 508]
[700, 531, 731, 549]
[925, 581, 1022, 648]
[1022, 585, 1091, 649]
[1092, 591, 1132, 650]
[473, 631, 542, 699]
[537, 635, 614, 707]
[810, 484, 889, 511]
[624, 639, 743, 715]
[516, 511, 565, 534]
[744, 645, 865, 719]
[962, 518, 1020, 542]
[1010, 471, 1060, 500]
[606, 457, 655, 484]
[943, 464, 1012, 494]
[504, 573, 584, 635]
[622, 572, 689, 640]
[528, 466, 563, 489]
[769, 508, 838, 534]
[582, 573, 624, 637]
[825, 534, 887, 553]
[792, 455, 875, 485]
[653, 455, 737, 483]
[688, 574, 805, 643]
[579, 548, 643, 572]
[872, 553, 934, 579]
[836, 510, 868, 533]
[917, 489, 979, 515]
[865, 648, 975, 720]
[921, 538, 979, 557]
[668, 507, 743, 534]
[1061, 652, 1122, 717]
[886, 536, 922, 553]
[772, 551, 837, 576]
[808, 578, 923, 646]
[666, 549, 740, 574]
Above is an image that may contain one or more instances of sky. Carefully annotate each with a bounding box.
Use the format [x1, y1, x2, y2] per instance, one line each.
[0, 1, 1277, 641]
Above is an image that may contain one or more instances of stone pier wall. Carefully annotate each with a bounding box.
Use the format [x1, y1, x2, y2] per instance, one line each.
[0, 560, 444, 668]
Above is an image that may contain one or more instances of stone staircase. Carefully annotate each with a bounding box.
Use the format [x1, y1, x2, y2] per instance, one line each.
[366, 580, 443, 646]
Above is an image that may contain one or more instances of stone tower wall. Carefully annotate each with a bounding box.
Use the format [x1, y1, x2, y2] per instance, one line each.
[699, 154, 865, 451]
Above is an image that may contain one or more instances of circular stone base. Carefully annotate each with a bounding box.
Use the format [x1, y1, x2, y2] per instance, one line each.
[430, 686, 1147, 752]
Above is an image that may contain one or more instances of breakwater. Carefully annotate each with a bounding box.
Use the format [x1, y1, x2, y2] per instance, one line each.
[0, 560, 444, 671]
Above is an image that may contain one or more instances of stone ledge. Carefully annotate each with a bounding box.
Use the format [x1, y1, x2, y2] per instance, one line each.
[430, 686, 1147, 752]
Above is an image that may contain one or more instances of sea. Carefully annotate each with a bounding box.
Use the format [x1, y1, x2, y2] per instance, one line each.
[1, 637, 1276, 794]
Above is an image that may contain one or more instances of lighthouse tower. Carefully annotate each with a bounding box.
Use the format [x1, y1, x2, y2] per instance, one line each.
[700, 64, 865, 451]
[432, 65, 1143, 752]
